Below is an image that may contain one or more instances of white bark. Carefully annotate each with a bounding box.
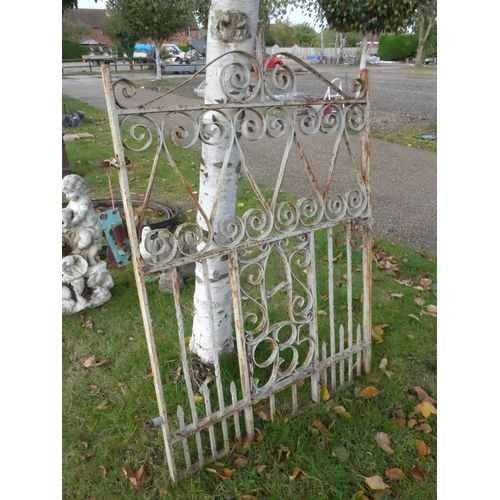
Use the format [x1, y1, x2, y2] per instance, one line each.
[189, 0, 260, 364]
[154, 42, 162, 80]
[359, 34, 368, 70]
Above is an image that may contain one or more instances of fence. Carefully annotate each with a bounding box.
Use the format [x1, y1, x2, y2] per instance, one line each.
[100, 51, 372, 482]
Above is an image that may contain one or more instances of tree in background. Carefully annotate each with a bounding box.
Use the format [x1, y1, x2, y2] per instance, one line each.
[102, 10, 137, 70]
[303, 0, 425, 68]
[270, 18, 299, 47]
[294, 23, 319, 46]
[412, 0, 437, 65]
[107, 0, 194, 79]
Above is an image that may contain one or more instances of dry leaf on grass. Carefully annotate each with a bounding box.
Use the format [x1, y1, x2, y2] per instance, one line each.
[332, 445, 350, 463]
[416, 423, 432, 433]
[385, 468, 405, 480]
[412, 386, 437, 404]
[411, 465, 426, 482]
[414, 401, 437, 418]
[379, 358, 392, 378]
[364, 476, 389, 490]
[407, 419, 418, 428]
[255, 405, 272, 421]
[332, 405, 351, 419]
[312, 420, 333, 438]
[289, 466, 308, 481]
[416, 439, 431, 459]
[375, 432, 394, 455]
[359, 386, 379, 398]
[320, 384, 331, 401]
[123, 465, 147, 487]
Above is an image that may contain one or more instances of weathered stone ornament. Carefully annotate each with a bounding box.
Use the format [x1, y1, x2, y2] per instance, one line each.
[62, 174, 114, 314]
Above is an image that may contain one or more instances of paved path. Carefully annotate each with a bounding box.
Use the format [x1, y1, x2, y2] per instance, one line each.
[62, 70, 436, 255]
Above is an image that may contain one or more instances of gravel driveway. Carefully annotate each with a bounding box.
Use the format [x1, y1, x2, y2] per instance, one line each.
[62, 63, 436, 255]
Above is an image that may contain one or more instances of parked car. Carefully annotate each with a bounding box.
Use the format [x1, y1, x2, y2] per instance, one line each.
[258, 52, 284, 69]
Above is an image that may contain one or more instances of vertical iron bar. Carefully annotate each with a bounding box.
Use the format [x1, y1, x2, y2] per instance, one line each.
[201, 259, 230, 454]
[360, 68, 372, 374]
[308, 230, 319, 402]
[228, 251, 255, 440]
[230, 382, 241, 441]
[101, 65, 177, 482]
[327, 226, 336, 391]
[171, 268, 204, 466]
[346, 222, 353, 382]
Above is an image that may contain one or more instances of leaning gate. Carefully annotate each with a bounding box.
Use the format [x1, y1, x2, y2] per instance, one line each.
[101, 51, 372, 481]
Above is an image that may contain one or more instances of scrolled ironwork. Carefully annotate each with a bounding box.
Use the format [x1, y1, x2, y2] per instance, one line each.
[264, 63, 296, 101]
[236, 107, 267, 141]
[296, 106, 322, 135]
[119, 115, 157, 153]
[198, 110, 233, 146]
[162, 112, 200, 150]
[346, 104, 367, 132]
[265, 106, 292, 139]
[220, 55, 261, 103]
[142, 228, 177, 265]
[173, 221, 209, 257]
[112, 78, 138, 109]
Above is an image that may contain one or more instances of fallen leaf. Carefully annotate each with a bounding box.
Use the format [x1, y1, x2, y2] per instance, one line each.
[416, 423, 432, 434]
[76, 437, 88, 448]
[100, 466, 107, 477]
[320, 384, 331, 401]
[222, 468, 236, 477]
[359, 386, 379, 398]
[408, 314, 421, 322]
[81, 451, 94, 460]
[194, 395, 204, 404]
[318, 310, 328, 316]
[414, 296, 425, 306]
[83, 355, 96, 368]
[255, 429, 264, 441]
[414, 401, 437, 419]
[123, 465, 147, 487]
[385, 468, 405, 480]
[379, 358, 392, 378]
[332, 445, 350, 463]
[232, 454, 249, 466]
[312, 419, 333, 437]
[396, 417, 406, 426]
[407, 419, 418, 428]
[278, 445, 290, 461]
[332, 405, 351, 419]
[375, 432, 394, 455]
[364, 475, 389, 490]
[411, 465, 426, 482]
[390, 293, 404, 298]
[237, 202, 245, 207]
[255, 405, 272, 421]
[94, 359, 109, 367]
[254, 464, 266, 474]
[427, 304, 437, 314]
[289, 466, 308, 481]
[412, 386, 436, 404]
[96, 401, 108, 410]
[416, 439, 431, 459]
[371, 326, 385, 343]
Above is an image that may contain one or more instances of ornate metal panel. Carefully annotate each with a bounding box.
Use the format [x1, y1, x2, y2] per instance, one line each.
[100, 51, 372, 482]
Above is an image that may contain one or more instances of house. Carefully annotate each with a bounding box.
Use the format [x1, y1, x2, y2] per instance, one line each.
[63, 8, 200, 46]
[63, 8, 113, 45]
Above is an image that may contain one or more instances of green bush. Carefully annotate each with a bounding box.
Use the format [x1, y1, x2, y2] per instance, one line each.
[177, 43, 189, 53]
[424, 34, 437, 58]
[62, 40, 89, 60]
[378, 34, 418, 61]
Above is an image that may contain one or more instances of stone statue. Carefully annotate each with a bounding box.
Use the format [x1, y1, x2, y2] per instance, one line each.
[62, 174, 103, 265]
[62, 174, 113, 314]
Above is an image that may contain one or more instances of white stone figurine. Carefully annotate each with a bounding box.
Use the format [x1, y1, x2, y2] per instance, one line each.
[62, 174, 102, 265]
[62, 174, 113, 314]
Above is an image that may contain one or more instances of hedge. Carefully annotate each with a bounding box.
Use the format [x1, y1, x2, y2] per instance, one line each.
[378, 34, 418, 61]
[62, 40, 90, 60]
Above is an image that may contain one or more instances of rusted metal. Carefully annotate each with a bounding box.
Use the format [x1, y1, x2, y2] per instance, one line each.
[100, 50, 372, 482]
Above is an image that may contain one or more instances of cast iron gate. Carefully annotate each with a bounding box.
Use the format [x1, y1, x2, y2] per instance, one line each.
[101, 52, 372, 481]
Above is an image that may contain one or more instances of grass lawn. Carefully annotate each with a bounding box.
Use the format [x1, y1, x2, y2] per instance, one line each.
[62, 96, 437, 499]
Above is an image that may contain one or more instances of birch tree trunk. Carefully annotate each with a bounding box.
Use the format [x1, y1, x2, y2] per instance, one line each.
[415, 17, 433, 66]
[154, 42, 162, 80]
[359, 34, 368, 70]
[189, 0, 260, 364]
